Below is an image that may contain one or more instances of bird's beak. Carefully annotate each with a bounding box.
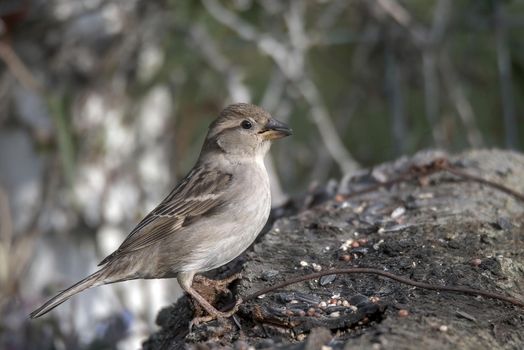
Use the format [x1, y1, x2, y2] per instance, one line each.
[260, 118, 292, 140]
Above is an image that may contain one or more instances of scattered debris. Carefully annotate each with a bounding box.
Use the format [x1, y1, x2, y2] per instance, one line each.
[319, 274, 336, 286]
[391, 206, 406, 219]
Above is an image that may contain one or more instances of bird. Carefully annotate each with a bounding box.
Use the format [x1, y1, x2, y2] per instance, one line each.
[30, 103, 292, 324]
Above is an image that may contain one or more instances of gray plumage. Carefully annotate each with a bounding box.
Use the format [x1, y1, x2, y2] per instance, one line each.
[30, 103, 291, 320]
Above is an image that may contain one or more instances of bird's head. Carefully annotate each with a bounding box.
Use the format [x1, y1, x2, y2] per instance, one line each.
[203, 103, 292, 159]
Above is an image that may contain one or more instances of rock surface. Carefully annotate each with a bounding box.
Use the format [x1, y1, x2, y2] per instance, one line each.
[143, 150, 524, 349]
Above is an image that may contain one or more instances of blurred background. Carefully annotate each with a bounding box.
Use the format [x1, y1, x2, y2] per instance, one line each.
[0, 0, 523, 348]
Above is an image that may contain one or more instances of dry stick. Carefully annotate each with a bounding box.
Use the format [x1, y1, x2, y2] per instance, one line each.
[338, 160, 524, 204]
[243, 268, 524, 308]
[338, 166, 441, 201]
[443, 165, 524, 202]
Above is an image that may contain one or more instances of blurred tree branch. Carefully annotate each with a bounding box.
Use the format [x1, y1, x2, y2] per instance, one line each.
[202, 0, 360, 174]
[0, 38, 41, 93]
[440, 53, 483, 148]
[494, 0, 518, 149]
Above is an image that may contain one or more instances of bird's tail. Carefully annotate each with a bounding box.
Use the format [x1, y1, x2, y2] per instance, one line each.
[30, 269, 105, 318]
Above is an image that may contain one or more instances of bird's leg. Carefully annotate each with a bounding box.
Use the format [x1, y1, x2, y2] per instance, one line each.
[193, 272, 242, 295]
[178, 271, 242, 329]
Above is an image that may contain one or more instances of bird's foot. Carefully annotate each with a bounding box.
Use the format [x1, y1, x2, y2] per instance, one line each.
[188, 297, 243, 332]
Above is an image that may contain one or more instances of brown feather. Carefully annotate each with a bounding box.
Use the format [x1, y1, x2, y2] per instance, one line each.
[98, 166, 233, 266]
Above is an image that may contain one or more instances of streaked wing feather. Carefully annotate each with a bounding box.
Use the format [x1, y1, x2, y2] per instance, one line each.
[98, 167, 232, 265]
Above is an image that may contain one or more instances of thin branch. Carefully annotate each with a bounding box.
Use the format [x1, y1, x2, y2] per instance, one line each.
[443, 164, 524, 202]
[337, 157, 524, 203]
[243, 268, 524, 307]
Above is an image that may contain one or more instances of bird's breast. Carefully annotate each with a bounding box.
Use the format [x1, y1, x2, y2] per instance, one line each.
[184, 161, 271, 272]
[227, 161, 271, 229]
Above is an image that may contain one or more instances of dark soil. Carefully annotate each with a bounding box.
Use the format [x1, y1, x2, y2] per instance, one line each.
[143, 150, 524, 350]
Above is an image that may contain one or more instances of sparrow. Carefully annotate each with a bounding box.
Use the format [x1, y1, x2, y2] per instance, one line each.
[30, 103, 292, 324]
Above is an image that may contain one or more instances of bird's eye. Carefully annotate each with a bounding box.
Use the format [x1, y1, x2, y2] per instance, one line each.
[241, 120, 253, 129]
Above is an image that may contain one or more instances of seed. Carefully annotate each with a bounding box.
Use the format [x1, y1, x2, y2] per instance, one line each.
[358, 238, 368, 245]
[391, 206, 406, 219]
[339, 254, 351, 262]
[398, 309, 409, 317]
[471, 258, 482, 267]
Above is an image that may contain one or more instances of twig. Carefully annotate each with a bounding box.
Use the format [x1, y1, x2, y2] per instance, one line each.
[442, 164, 524, 202]
[243, 268, 524, 307]
[338, 158, 524, 204]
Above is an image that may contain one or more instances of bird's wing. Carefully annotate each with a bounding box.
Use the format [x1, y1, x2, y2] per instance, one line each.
[98, 166, 233, 266]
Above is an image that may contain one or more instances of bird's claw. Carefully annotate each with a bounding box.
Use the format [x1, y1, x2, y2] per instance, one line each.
[188, 297, 243, 332]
